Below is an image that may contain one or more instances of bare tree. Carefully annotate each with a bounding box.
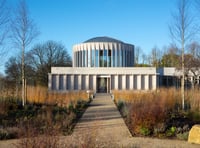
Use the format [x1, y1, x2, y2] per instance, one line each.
[150, 46, 162, 67]
[11, 0, 39, 106]
[134, 46, 142, 65]
[169, 0, 197, 110]
[27, 41, 72, 86]
[0, 0, 10, 60]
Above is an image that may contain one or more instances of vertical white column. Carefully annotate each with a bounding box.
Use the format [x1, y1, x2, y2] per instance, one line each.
[152, 75, 157, 90]
[93, 75, 96, 92]
[137, 75, 141, 90]
[63, 75, 66, 90]
[86, 75, 89, 90]
[115, 75, 118, 89]
[56, 75, 59, 91]
[122, 75, 126, 89]
[78, 75, 81, 90]
[145, 75, 149, 90]
[48, 74, 52, 90]
[130, 75, 133, 90]
[70, 75, 74, 90]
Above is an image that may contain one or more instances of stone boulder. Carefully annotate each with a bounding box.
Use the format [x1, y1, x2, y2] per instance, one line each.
[188, 125, 200, 144]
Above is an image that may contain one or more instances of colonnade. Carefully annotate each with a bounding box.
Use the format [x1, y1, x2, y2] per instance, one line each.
[48, 74, 157, 92]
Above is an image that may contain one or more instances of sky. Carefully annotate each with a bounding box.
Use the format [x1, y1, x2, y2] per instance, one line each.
[1, 0, 177, 74]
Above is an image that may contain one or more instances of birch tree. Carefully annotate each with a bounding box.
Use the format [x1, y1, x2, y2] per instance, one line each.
[11, 0, 39, 106]
[169, 0, 196, 110]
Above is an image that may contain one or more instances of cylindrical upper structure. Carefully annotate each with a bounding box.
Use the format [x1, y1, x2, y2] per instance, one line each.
[73, 36, 134, 67]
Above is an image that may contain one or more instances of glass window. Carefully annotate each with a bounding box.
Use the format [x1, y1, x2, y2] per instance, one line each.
[118, 75, 122, 90]
[76, 52, 78, 67]
[108, 49, 111, 67]
[95, 50, 99, 67]
[79, 51, 82, 67]
[83, 50, 85, 67]
[85, 50, 88, 67]
[117, 49, 121, 67]
[91, 49, 95, 67]
[74, 75, 78, 90]
[100, 50, 103, 67]
[112, 49, 115, 67]
[104, 49, 107, 67]
[122, 50, 124, 67]
[59, 75, 63, 90]
[88, 49, 91, 67]
[126, 75, 130, 90]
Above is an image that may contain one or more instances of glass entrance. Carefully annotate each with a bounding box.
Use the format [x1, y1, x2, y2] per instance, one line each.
[97, 77, 110, 93]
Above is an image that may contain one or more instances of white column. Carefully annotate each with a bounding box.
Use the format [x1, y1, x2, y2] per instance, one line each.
[70, 75, 74, 90]
[145, 75, 149, 90]
[48, 74, 52, 90]
[78, 75, 81, 90]
[122, 75, 126, 90]
[115, 75, 118, 89]
[93, 75, 96, 92]
[130, 75, 133, 90]
[56, 75, 59, 91]
[152, 75, 157, 90]
[86, 75, 89, 90]
[137, 75, 141, 90]
[63, 75, 67, 90]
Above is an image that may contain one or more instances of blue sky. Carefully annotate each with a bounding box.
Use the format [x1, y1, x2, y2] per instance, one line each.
[1, 0, 176, 74]
[26, 0, 175, 52]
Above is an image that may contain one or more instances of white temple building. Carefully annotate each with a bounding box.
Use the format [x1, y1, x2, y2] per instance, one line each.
[48, 36, 192, 93]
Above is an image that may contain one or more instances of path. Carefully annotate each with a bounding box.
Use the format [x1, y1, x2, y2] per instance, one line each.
[69, 93, 132, 147]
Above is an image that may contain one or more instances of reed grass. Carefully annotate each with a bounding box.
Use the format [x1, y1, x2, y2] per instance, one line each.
[0, 85, 90, 108]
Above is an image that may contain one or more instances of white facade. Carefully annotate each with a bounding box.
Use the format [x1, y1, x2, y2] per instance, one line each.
[48, 37, 181, 93]
[48, 67, 158, 93]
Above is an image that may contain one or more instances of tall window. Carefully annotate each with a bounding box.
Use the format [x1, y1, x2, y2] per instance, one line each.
[104, 49, 107, 67]
[108, 49, 111, 67]
[100, 50, 103, 67]
[88, 49, 91, 67]
[83, 50, 85, 67]
[91, 49, 95, 67]
[79, 51, 82, 67]
[85, 50, 88, 67]
[112, 49, 115, 67]
[95, 50, 99, 67]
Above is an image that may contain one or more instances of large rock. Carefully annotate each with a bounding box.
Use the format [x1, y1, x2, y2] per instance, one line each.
[188, 125, 200, 144]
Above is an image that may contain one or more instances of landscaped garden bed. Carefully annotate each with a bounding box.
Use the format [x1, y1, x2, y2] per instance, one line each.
[113, 89, 200, 140]
[0, 87, 91, 141]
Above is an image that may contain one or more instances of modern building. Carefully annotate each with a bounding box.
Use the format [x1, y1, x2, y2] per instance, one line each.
[48, 36, 194, 93]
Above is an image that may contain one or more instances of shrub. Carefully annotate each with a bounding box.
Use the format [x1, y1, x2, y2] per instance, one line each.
[166, 126, 176, 137]
[140, 126, 151, 136]
[176, 132, 189, 140]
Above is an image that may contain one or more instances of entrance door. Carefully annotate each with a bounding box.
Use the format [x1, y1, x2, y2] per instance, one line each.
[97, 77, 110, 93]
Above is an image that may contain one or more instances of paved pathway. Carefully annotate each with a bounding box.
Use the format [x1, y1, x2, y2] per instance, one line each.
[68, 93, 132, 147]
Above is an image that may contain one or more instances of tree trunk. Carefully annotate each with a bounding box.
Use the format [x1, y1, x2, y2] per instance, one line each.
[22, 45, 25, 106]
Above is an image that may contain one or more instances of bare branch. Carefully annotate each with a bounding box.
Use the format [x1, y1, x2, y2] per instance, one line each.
[0, 0, 10, 58]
